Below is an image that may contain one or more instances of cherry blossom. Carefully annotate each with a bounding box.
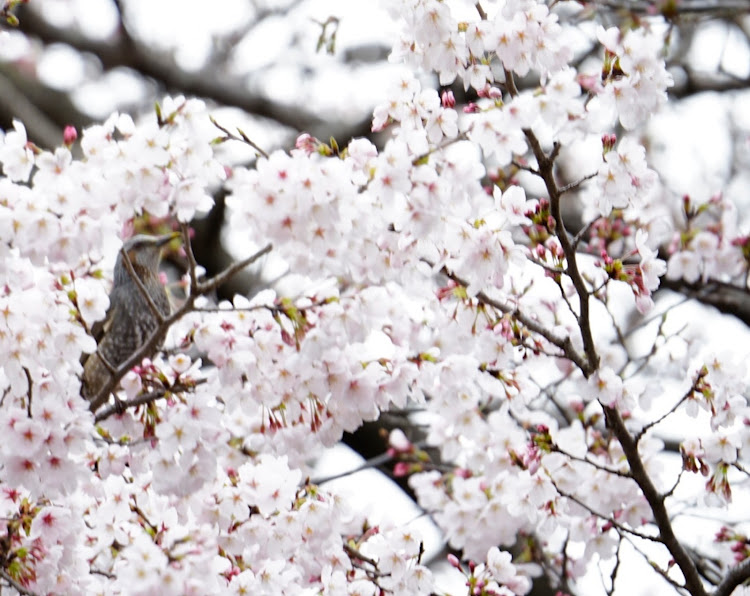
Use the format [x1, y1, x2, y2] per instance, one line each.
[0, 1, 749, 595]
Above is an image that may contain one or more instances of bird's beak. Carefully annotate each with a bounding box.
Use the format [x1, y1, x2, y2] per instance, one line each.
[156, 231, 181, 247]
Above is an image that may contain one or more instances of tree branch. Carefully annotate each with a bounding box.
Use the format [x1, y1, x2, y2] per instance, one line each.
[0, 569, 39, 596]
[591, 0, 750, 16]
[433, 262, 591, 374]
[15, 7, 372, 139]
[713, 557, 750, 596]
[505, 68, 599, 376]
[0, 69, 64, 149]
[89, 242, 272, 414]
[94, 379, 207, 423]
[604, 405, 708, 596]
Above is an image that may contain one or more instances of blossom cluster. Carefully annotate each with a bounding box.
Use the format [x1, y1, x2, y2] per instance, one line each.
[666, 194, 748, 284]
[385, 0, 572, 88]
[592, 26, 674, 130]
[0, 0, 748, 594]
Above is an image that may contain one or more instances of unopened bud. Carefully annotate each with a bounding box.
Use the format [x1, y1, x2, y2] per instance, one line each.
[601, 133, 617, 153]
[441, 90, 455, 108]
[63, 125, 78, 146]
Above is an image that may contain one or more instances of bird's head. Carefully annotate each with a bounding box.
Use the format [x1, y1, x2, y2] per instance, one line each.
[114, 232, 179, 287]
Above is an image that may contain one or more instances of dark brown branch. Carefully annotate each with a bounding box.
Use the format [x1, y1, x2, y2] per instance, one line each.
[94, 379, 207, 423]
[505, 68, 599, 376]
[130, 501, 157, 535]
[591, 0, 750, 16]
[714, 557, 750, 596]
[23, 366, 32, 418]
[604, 405, 708, 596]
[659, 277, 750, 327]
[509, 60, 711, 593]
[14, 7, 358, 138]
[0, 69, 64, 149]
[343, 543, 381, 570]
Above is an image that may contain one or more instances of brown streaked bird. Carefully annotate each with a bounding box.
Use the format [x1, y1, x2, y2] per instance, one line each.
[82, 233, 177, 411]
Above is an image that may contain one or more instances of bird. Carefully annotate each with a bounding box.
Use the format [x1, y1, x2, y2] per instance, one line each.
[82, 232, 178, 411]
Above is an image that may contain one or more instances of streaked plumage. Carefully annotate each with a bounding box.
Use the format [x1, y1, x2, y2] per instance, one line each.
[82, 233, 175, 410]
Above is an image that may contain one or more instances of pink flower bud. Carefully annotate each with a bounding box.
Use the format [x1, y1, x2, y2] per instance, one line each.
[63, 125, 78, 146]
[441, 90, 455, 108]
[454, 467, 472, 478]
[601, 133, 617, 152]
[393, 462, 411, 477]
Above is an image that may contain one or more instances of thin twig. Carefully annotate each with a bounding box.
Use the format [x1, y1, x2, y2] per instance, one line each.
[512, 159, 539, 175]
[661, 467, 686, 500]
[634, 375, 698, 443]
[196, 244, 272, 295]
[94, 379, 208, 423]
[606, 537, 623, 596]
[343, 543, 381, 570]
[411, 131, 468, 165]
[622, 296, 691, 339]
[551, 481, 661, 543]
[619, 533, 688, 593]
[210, 116, 269, 158]
[89, 243, 272, 416]
[23, 366, 32, 418]
[552, 446, 633, 479]
[427, 264, 590, 373]
[0, 569, 39, 596]
[131, 501, 158, 534]
[573, 218, 597, 249]
[312, 450, 398, 485]
[559, 171, 596, 195]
